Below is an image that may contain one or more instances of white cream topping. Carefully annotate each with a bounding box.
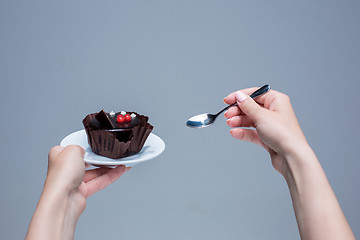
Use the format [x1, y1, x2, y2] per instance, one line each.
[120, 111, 126, 115]
[109, 111, 115, 117]
[130, 113, 136, 118]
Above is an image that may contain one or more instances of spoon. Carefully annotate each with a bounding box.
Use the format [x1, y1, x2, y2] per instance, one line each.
[186, 84, 270, 128]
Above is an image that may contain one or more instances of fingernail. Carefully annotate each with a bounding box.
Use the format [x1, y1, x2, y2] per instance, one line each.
[235, 91, 248, 103]
[223, 98, 227, 103]
[224, 110, 228, 117]
[226, 119, 230, 125]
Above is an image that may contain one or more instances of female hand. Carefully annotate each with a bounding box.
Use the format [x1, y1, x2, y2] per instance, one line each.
[26, 145, 129, 240]
[224, 87, 355, 240]
[46, 145, 130, 214]
[224, 88, 310, 176]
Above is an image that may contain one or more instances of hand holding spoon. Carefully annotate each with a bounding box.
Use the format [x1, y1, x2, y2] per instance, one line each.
[186, 85, 270, 128]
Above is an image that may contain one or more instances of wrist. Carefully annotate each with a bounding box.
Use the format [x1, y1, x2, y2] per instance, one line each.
[277, 142, 355, 240]
[43, 174, 85, 218]
[283, 142, 314, 167]
[280, 143, 328, 195]
[26, 179, 84, 240]
[45, 166, 83, 196]
[44, 171, 73, 195]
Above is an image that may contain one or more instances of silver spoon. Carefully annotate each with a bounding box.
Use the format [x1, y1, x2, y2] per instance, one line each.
[186, 84, 271, 128]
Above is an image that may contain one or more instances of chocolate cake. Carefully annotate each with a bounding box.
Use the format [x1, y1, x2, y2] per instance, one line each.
[83, 110, 153, 159]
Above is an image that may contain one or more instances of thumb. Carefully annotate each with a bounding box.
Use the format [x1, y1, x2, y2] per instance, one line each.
[235, 90, 265, 123]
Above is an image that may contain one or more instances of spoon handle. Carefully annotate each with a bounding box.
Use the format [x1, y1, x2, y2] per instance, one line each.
[249, 84, 271, 99]
[216, 84, 271, 116]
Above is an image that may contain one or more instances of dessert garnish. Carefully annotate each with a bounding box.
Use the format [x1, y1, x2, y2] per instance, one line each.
[116, 112, 133, 123]
[117, 114, 125, 123]
[124, 114, 131, 122]
[89, 109, 115, 129]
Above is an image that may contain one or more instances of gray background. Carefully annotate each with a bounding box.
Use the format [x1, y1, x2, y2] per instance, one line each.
[1, 0, 359, 239]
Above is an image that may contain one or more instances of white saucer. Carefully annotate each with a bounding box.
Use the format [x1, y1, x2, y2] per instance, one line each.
[60, 130, 165, 167]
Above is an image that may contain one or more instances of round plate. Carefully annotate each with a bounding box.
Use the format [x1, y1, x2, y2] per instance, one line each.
[60, 130, 165, 167]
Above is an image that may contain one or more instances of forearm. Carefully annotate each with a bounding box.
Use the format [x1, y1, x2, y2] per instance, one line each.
[26, 179, 81, 240]
[284, 145, 355, 240]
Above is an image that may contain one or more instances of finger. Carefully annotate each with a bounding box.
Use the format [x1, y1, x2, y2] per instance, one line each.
[83, 167, 113, 183]
[224, 102, 265, 119]
[224, 87, 260, 104]
[230, 128, 266, 148]
[224, 106, 243, 119]
[224, 87, 270, 104]
[63, 145, 85, 156]
[225, 88, 284, 111]
[48, 146, 65, 166]
[84, 166, 130, 182]
[48, 146, 64, 159]
[235, 91, 266, 123]
[78, 181, 88, 197]
[226, 115, 254, 128]
[85, 165, 127, 198]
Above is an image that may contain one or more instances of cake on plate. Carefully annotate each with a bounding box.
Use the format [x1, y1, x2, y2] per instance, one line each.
[82, 110, 153, 159]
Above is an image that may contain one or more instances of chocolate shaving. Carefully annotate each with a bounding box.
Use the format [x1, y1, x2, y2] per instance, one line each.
[95, 109, 115, 129]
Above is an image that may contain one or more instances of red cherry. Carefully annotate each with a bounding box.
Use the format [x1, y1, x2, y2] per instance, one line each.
[117, 115, 125, 123]
[124, 114, 131, 122]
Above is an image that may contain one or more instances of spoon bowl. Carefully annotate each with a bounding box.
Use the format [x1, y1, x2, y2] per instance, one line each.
[186, 85, 270, 128]
[186, 114, 214, 128]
